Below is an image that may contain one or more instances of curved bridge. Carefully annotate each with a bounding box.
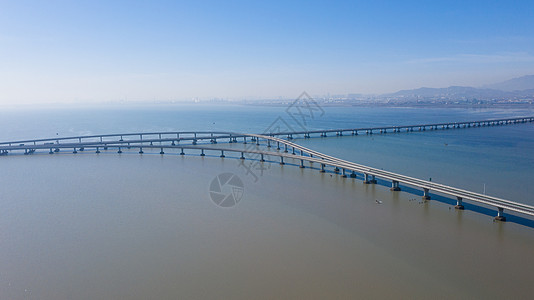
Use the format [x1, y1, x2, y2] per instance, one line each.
[1, 116, 534, 222]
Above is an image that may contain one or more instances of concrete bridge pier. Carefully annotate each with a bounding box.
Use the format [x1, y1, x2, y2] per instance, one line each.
[455, 197, 464, 210]
[277, 142, 281, 150]
[160, 148, 165, 154]
[363, 174, 376, 184]
[267, 140, 271, 147]
[96, 147, 101, 154]
[284, 144, 288, 153]
[49, 148, 53, 154]
[280, 156, 285, 165]
[422, 188, 431, 200]
[117, 147, 122, 154]
[243, 137, 247, 144]
[350, 171, 357, 178]
[300, 159, 305, 168]
[260, 154, 265, 162]
[342, 169, 347, 178]
[73, 148, 78, 154]
[495, 207, 506, 222]
[334, 167, 340, 173]
[256, 138, 260, 146]
[138, 147, 143, 154]
[192, 139, 197, 145]
[220, 150, 225, 158]
[240, 152, 245, 159]
[320, 164, 326, 173]
[390, 181, 401, 191]
[200, 149, 205, 156]
[180, 148, 185, 155]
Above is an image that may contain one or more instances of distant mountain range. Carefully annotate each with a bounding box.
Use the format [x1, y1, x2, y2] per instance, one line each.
[382, 75, 534, 101]
[482, 75, 534, 91]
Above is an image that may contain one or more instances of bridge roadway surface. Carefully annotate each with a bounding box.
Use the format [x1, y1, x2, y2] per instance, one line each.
[1, 116, 534, 221]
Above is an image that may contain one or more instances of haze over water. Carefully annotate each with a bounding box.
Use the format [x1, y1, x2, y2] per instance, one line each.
[1, 104, 534, 299]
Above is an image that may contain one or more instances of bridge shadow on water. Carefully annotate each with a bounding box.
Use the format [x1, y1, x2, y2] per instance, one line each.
[269, 158, 534, 229]
[372, 178, 534, 229]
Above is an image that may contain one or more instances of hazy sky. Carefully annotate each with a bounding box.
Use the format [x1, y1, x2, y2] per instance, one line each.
[1, 0, 533, 104]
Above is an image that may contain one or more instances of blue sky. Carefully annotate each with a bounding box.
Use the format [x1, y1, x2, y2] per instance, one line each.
[1, 0, 533, 104]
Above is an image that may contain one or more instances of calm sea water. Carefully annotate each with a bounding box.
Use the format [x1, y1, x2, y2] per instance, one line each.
[1, 104, 533, 299]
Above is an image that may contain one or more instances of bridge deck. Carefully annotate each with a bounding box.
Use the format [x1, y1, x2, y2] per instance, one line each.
[1, 116, 533, 220]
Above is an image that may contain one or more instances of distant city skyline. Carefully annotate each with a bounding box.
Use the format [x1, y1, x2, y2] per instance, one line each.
[1, 0, 533, 104]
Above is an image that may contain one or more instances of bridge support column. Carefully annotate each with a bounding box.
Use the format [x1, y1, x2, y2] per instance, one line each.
[334, 167, 340, 173]
[73, 148, 78, 154]
[160, 148, 164, 154]
[200, 149, 205, 156]
[96, 147, 101, 154]
[243, 137, 247, 144]
[267, 140, 271, 147]
[320, 164, 325, 173]
[300, 159, 305, 168]
[260, 154, 265, 162]
[284, 144, 288, 153]
[390, 181, 401, 191]
[280, 156, 285, 165]
[455, 197, 464, 210]
[138, 147, 143, 154]
[192, 139, 197, 145]
[49, 148, 53, 154]
[292, 147, 295, 155]
[364, 174, 376, 184]
[422, 188, 431, 200]
[277, 142, 280, 150]
[495, 207, 506, 222]
[256, 138, 260, 146]
[220, 150, 225, 158]
[240, 152, 245, 159]
[117, 147, 122, 154]
[342, 169, 347, 178]
[350, 171, 357, 178]
[180, 148, 185, 155]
